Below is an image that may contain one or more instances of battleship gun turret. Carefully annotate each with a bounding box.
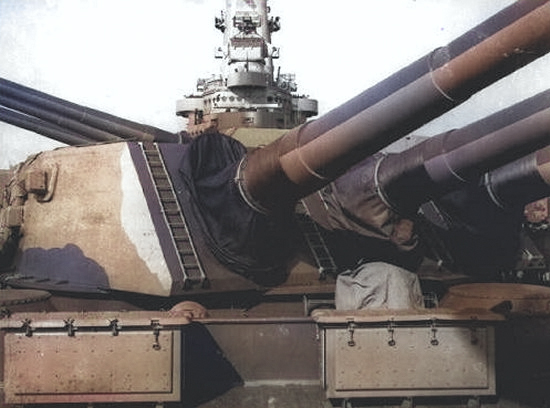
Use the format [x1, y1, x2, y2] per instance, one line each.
[1, 0, 550, 298]
[5, 2, 550, 408]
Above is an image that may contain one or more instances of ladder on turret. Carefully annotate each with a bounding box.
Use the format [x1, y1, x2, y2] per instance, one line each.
[296, 200, 338, 280]
[141, 142, 207, 289]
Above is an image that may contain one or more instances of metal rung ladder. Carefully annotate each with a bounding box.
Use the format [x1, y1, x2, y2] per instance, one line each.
[295, 200, 338, 279]
[141, 142, 207, 289]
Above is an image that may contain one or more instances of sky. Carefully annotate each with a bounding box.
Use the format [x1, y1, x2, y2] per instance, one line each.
[1, 0, 549, 169]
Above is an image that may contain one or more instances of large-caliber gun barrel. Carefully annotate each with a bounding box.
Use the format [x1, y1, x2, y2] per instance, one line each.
[418, 148, 550, 278]
[240, 1, 550, 213]
[484, 147, 550, 209]
[376, 89, 550, 214]
[0, 95, 123, 143]
[302, 89, 550, 274]
[0, 77, 179, 143]
[0, 105, 94, 146]
[426, 145, 550, 230]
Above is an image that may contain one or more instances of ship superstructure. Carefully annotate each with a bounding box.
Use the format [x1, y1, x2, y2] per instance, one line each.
[176, 0, 317, 136]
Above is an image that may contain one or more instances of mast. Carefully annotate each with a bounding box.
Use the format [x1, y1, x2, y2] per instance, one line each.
[176, 0, 318, 135]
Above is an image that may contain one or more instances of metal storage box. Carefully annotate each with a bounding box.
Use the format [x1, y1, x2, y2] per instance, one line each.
[1, 309, 190, 404]
[313, 309, 502, 399]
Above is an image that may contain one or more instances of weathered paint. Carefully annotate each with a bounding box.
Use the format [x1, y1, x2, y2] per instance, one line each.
[119, 145, 173, 292]
[16, 143, 174, 295]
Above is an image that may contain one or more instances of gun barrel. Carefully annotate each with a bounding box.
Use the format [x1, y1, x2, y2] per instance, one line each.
[485, 147, 550, 209]
[419, 147, 550, 278]
[377, 89, 550, 214]
[0, 106, 94, 146]
[240, 1, 550, 213]
[0, 77, 179, 143]
[279, 0, 544, 148]
[0, 95, 123, 143]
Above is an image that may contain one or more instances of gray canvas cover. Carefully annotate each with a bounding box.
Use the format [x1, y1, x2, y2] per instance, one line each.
[335, 262, 424, 310]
